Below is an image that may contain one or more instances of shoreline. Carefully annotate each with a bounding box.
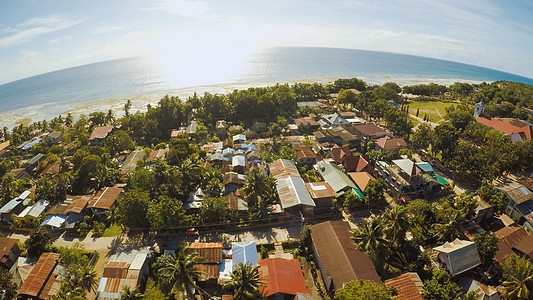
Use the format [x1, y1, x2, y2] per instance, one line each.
[0, 76, 485, 129]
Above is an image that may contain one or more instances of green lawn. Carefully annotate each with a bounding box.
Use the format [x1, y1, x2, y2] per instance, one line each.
[407, 101, 455, 123]
[103, 223, 123, 237]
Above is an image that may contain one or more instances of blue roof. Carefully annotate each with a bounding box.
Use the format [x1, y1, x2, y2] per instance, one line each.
[232, 242, 259, 266]
[387, 101, 399, 108]
[416, 162, 435, 174]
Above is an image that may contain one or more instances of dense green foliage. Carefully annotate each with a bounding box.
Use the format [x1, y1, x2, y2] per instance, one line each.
[501, 255, 533, 300]
[335, 280, 393, 300]
[423, 269, 463, 300]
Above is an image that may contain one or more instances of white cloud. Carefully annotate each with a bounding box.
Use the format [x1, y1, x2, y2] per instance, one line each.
[0, 16, 81, 48]
[140, 0, 208, 17]
[92, 26, 127, 34]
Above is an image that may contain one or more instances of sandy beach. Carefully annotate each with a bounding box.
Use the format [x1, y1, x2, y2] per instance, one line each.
[0, 76, 483, 130]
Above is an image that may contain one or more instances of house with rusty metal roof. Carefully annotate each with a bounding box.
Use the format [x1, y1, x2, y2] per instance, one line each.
[269, 159, 316, 212]
[41, 196, 89, 229]
[258, 258, 311, 299]
[497, 182, 533, 233]
[88, 187, 123, 221]
[311, 221, 381, 294]
[384, 272, 424, 300]
[305, 181, 336, 209]
[494, 225, 527, 262]
[0, 236, 21, 269]
[89, 125, 114, 146]
[189, 242, 223, 281]
[513, 235, 533, 260]
[45, 131, 63, 145]
[433, 239, 481, 277]
[96, 248, 152, 300]
[18, 252, 61, 299]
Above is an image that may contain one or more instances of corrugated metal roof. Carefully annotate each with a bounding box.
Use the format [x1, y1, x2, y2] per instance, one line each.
[269, 159, 300, 178]
[103, 262, 130, 278]
[17, 200, 49, 218]
[434, 239, 481, 276]
[26, 153, 45, 165]
[0, 237, 18, 263]
[275, 176, 316, 209]
[89, 186, 123, 210]
[496, 225, 528, 248]
[315, 161, 356, 194]
[189, 243, 223, 264]
[497, 182, 533, 205]
[195, 264, 219, 280]
[19, 252, 60, 298]
[513, 235, 533, 259]
[305, 182, 337, 199]
[384, 272, 424, 300]
[310, 221, 381, 290]
[41, 215, 66, 228]
[232, 242, 258, 266]
[258, 258, 311, 297]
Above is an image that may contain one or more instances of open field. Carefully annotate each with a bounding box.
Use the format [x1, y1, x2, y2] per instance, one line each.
[407, 100, 455, 123]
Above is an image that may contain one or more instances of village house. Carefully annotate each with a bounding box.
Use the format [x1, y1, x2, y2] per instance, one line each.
[0, 190, 31, 224]
[352, 123, 392, 140]
[40, 195, 89, 229]
[223, 172, 246, 195]
[0, 236, 22, 269]
[258, 258, 311, 299]
[231, 155, 247, 174]
[120, 150, 146, 176]
[145, 148, 169, 167]
[96, 248, 153, 300]
[89, 125, 114, 146]
[0, 140, 10, 158]
[170, 129, 187, 139]
[24, 153, 45, 174]
[225, 191, 248, 218]
[494, 225, 528, 263]
[433, 239, 481, 277]
[18, 252, 61, 300]
[12, 200, 50, 227]
[293, 116, 320, 132]
[497, 182, 533, 233]
[189, 242, 223, 281]
[348, 171, 375, 192]
[384, 272, 424, 300]
[311, 221, 381, 295]
[216, 120, 228, 136]
[305, 181, 337, 210]
[375, 158, 440, 200]
[88, 186, 123, 220]
[315, 161, 358, 196]
[232, 134, 246, 144]
[476, 114, 533, 142]
[319, 113, 349, 129]
[327, 126, 362, 149]
[375, 136, 407, 151]
[290, 140, 317, 166]
[269, 159, 316, 213]
[45, 130, 62, 145]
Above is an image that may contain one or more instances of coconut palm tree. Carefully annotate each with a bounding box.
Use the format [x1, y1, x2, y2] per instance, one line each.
[243, 167, 276, 208]
[352, 216, 390, 271]
[120, 286, 144, 300]
[78, 264, 98, 293]
[383, 206, 409, 247]
[159, 245, 203, 299]
[51, 285, 86, 300]
[223, 263, 263, 299]
[502, 256, 533, 300]
[432, 210, 466, 242]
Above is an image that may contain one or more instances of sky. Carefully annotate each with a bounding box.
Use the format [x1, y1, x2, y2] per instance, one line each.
[1, 0, 533, 85]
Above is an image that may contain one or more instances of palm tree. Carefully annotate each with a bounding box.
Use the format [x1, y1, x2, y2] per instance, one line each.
[159, 245, 203, 299]
[78, 264, 98, 293]
[352, 216, 390, 272]
[243, 167, 276, 208]
[120, 286, 144, 300]
[223, 263, 263, 299]
[383, 206, 409, 247]
[432, 210, 466, 242]
[52, 285, 86, 300]
[502, 256, 533, 300]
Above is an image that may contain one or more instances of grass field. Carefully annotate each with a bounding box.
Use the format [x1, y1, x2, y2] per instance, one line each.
[407, 101, 455, 123]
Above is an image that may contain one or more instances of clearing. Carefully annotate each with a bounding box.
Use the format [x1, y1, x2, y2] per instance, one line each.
[407, 100, 455, 123]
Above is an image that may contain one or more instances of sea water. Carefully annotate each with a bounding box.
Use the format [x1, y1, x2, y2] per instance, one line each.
[0, 47, 532, 127]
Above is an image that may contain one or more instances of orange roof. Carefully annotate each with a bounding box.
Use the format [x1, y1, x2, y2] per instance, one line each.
[385, 272, 424, 300]
[19, 252, 60, 298]
[189, 242, 223, 264]
[331, 144, 350, 163]
[476, 116, 532, 139]
[348, 172, 375, 191]
[376, 136, 407, 150]
[258, 258, 311, 297]
[305, 181, 337, 199]
[88, 187, 123, 210]
[103, 262, 131, 278]
[89, 126, 113, 140]
[269, 159, 300, 178]
[145, 149, 169, 163]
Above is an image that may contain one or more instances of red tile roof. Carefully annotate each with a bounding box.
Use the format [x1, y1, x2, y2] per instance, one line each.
[376, 136, 407, 150]
[353, 123, 390, 137]
[348, 172, 375, 191]
[258, 258, 311, 297]
[331, 145, 350, 163]
[476, 116, 532, 140]
[384, 272, 424, 300]
[89, 126, 113, 140]
[345, 155, 370, 172]
[19, 252, 60, 299]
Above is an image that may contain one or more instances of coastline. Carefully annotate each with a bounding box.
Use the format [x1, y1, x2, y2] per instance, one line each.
[0, 76, 483, 129]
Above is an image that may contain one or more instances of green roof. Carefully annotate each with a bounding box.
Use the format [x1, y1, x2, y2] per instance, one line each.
[352, 188, 366, 200]
[315, 161, 356, 194]
[435, 175, 450, 186]
[26, 153, 45, 165]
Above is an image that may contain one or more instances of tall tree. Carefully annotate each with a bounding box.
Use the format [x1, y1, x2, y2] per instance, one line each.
[223, 263, 263, 299]
[120, 286, 144, 300]
[25, 228, 55, 258]
[502, 255, 533, 300]
[352, 217, 390, 272]
[159, 246, 203, 299]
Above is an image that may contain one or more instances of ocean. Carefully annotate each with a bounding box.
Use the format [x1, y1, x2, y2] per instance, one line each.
[1, 47, 532, 128]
